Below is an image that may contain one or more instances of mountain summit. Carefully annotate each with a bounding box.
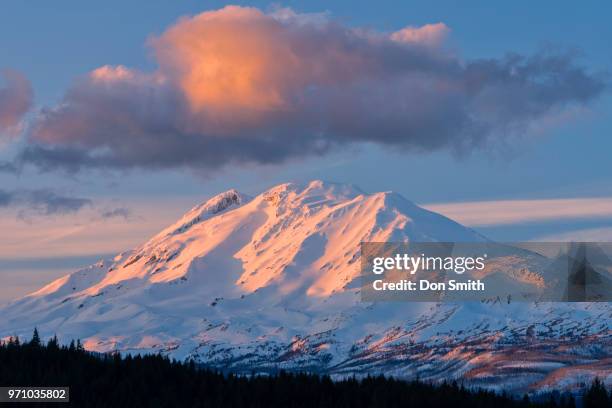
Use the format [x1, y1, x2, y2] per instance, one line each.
[1, 181, 609, 393]
[27, 180, 483, 300]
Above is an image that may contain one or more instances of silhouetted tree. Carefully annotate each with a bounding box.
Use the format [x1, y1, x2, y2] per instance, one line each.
[30, 328, 40, 347]
[47, 334, 59, 350]
[584, 378, 610, 408]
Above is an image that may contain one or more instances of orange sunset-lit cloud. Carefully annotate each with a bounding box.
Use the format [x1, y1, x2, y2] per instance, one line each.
[390, 22, 450, 47]
[152, 7, 450, 115]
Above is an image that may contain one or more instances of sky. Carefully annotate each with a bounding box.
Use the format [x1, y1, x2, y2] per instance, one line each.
[1, 1, 612, 302]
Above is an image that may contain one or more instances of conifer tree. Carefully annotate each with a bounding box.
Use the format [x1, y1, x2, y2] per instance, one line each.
[584, 378, 610, 408]
[30, 328, 41, 347]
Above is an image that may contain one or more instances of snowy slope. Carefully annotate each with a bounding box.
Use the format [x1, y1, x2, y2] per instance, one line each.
[1, 180, 610, 394]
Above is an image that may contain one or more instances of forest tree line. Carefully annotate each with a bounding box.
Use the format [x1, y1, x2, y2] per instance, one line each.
[0, 329, 609, 408]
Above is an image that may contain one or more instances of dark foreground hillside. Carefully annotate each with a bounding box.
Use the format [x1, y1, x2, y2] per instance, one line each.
[0, 331, 609, 408]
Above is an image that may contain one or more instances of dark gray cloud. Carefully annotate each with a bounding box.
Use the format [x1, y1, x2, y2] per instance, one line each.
[0, 189, 137, 221]
[0, 189, 11, 206]
[0, 161, 18, 173]
[0, 69, 33, 134]
[99, 207, 132, 220]
[0, 189, 92, 216]
[14, 7, 607, 173]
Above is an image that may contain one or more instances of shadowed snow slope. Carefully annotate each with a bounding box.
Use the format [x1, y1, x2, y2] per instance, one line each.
[1, 181, 609, 394]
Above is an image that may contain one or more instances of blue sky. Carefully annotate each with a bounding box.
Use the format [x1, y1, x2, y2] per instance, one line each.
[0, 1, 611, 301]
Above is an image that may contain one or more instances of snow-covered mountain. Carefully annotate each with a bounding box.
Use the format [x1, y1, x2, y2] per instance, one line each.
[1, 181, 610, 394]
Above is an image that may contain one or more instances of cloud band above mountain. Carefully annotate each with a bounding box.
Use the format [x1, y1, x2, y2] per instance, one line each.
[18, 6, 606, 172]
[425, 197, 612, 226]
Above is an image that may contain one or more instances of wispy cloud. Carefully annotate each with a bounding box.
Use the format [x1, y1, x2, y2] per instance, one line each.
[0, 188, 92, 217]
[10, 6, 604, 173]
[99, 207, 132, 220]
[0, 189, 141, 222]
[0, 197, 189, 259]
[425, 197, 612, 227]
[533, 226, 612, 242]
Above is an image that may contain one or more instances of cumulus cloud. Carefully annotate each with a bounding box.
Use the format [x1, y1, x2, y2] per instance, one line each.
[0, 189, 92, 216]
[0, 69, 33, 137]
[18, 6, 606, 172]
